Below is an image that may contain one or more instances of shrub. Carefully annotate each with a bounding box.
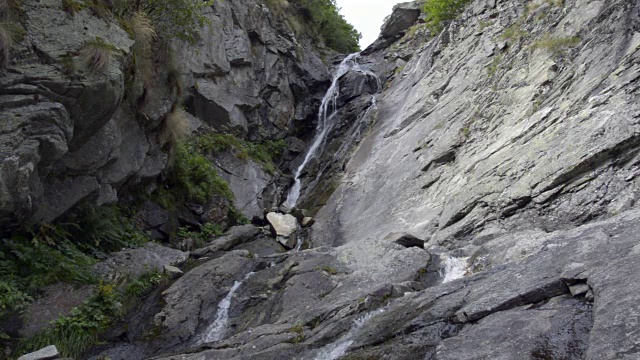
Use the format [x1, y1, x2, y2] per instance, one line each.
[139, 0, 214, 44]
[169, 141, 234, 203]
[195, 132, 286, 175]
[283, 0, 361, 53]
[422, 0, 473, 34]
[80, 37, 119, 72]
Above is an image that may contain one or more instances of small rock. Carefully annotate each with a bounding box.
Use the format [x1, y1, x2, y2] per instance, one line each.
[384, 232, 425, 248]
[301, 217, 315, 228]
[291, 207, 309, 222]
[164, 265, 183, 279]
[17, 345, 59, 360]
[585, 289, 595, 302]
[277, 235, 297, 249]
[278, 204, 292, 214]
[569, 283, 590, 297]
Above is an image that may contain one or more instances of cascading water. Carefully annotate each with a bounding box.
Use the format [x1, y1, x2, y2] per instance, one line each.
[200, 272, 255, 343]
[439, 255, 469, 283]
[313, 308, 386, 360]
[283, 53, 378, 208]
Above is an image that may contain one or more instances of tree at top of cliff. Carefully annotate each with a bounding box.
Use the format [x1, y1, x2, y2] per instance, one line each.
[271, 0, 362, 53]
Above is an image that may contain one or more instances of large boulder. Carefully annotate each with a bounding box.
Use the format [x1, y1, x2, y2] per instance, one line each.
[266, 212, 298, 249]
[17, 345, 59, 360]
[191, 224, 262, 257]
[93, 243, 189, 280]
[379, 2, 421, 39]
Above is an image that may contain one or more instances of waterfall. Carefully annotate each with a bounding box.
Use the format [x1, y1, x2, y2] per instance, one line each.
[313, 308, 385, 360]
[283, 53, 376, 208]
[439, 255, 469, 283]
[200, 272, 255, 343]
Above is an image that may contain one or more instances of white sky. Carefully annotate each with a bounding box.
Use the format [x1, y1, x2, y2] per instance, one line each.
[335, 0, 407, 49]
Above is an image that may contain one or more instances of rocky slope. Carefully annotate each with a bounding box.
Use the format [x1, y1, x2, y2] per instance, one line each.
[7, 0, 640, 359]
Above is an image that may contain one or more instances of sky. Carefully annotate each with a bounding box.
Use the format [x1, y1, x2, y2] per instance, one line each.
[335, 0, 407, 49]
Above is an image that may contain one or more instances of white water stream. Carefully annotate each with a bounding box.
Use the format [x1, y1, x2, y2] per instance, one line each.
[313, 308, 386, 360]
[201, 271, 255, 343]
[283, 53, 378, 208]
[439, 255, 469, 283]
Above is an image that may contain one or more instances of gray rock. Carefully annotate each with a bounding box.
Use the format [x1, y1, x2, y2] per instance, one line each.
[266, 213, 297, 237]
[214, 152, 273, 220]
[379, 2, 421, 39]
[569, 283, 590, 297]
[20, 283, 93, 338]
[93, 243, 189, 280]
[191, 224, 261, 257]
[164, 265, 184, 279]
[17, 345, 59, 360]
[291, 208, 309, 222]
[301, 217, 315, 228]
[151, 250, 254, 351]
[384, 232, 425, 248]
[32, 176, 100, 223]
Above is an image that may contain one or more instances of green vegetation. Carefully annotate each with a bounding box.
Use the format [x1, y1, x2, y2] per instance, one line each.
[194, 132, 287, 175]
[0, 205, 149, 346]
[267, 0, 361, 53]
[478, 20, 493, 31]
[422, 0, 473, 34]
[167, 140, 235, 204]
[80, 37, 119, 72]
[322, 266, 338, 275]
[533, 35, 581, 54]
[176, 222, 223, 247]
[486, 53, 502, 77]
[62, 0, 83, 14]
[500, 20, 525, 42]
[18, 270, 166, 358]
[287, 323, 305, 343]
[0, 20, 25, 69]
[136, 0, 214, 44]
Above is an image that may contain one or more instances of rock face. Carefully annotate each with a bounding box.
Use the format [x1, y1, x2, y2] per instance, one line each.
[17, 345, 59, 360]
[0, 0, 331, 227]
[379, 2, 421, 39]
[93, 243, 189, 280]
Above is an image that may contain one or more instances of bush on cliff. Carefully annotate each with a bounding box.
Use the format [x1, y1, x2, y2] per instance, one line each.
[422, 0, 472, 33]
[269, 0, 361, 53]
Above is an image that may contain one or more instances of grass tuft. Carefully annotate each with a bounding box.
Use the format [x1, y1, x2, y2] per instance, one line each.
[80, 37, 118, 72]
[533, 35, 581, 54]
[0, 21, 25, 69]
[159, 108, 190, 146]
[62, 0, 84, 15]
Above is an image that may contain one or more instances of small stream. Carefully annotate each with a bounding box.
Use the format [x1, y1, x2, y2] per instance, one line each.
[313, 308, 386, 360]
[439, 255, 469, 283]
[199, 272, 255, 344]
